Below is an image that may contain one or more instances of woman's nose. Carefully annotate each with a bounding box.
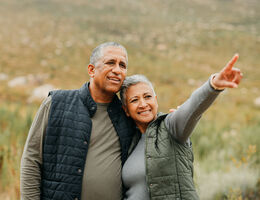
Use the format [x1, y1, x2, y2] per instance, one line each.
[138, 98, 147, 108]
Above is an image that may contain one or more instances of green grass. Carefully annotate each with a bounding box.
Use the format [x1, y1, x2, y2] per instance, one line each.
[0, 0, 259, 199]
[0, 105, 34, 199]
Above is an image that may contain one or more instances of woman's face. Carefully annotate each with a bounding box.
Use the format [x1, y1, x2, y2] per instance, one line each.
[123, 82, 158, 133]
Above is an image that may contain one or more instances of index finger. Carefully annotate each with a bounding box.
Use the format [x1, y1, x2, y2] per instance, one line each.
[224, 53, 239, 72]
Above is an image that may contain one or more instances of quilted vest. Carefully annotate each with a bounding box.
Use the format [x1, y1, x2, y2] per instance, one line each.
[40, 82, 133, 200]
[129, 113, 199, 200]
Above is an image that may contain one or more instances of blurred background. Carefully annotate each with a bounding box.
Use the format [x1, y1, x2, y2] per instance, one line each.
[0, 0, 259, 199]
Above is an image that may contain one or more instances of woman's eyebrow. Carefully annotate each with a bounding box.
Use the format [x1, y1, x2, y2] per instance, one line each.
[143, 92, 152, 95]
[129, 96, 138, 101]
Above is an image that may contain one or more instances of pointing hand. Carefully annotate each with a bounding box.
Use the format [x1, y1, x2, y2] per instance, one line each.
[212, 54, 243, 89]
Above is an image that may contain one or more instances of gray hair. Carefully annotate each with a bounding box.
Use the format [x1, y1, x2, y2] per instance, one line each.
[89, 42, 128, 67]
[120, 74, 156, 106]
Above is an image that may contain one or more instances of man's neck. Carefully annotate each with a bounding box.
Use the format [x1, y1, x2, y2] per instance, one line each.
[89, 84, 115, 103]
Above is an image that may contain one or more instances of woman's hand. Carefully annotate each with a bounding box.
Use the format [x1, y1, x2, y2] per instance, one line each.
[212, 54, 243, 89]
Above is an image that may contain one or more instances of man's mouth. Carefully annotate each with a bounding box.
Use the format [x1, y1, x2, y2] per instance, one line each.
[108, 77, 121, 83]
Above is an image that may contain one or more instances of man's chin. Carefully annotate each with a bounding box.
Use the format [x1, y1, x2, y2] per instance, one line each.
[105, 86, 121, 94]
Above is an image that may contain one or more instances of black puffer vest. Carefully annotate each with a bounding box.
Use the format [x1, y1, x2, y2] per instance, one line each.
[41, 82, 133, 200]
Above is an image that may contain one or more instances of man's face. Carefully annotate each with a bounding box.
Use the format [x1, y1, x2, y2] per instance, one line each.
[91, 46, 127, 95]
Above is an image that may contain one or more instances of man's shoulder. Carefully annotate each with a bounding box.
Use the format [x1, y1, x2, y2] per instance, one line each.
[49, 88, 79, 97]
[49, 87, 82, 103]
[47, 89, 82, 112]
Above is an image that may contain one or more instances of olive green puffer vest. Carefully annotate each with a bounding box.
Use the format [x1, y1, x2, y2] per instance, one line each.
[130, 113, 199, 200]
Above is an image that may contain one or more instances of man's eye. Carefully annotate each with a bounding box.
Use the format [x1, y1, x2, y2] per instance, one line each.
[145, 95, 152, 99]
[120, 63, 126, 69]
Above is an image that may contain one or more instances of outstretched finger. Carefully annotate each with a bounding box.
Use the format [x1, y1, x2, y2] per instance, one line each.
[224, 53, 239, 72]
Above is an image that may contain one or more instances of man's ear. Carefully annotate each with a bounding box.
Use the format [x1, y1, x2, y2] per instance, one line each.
[122, 105, 130, 117]
[88, 64, 95, 78]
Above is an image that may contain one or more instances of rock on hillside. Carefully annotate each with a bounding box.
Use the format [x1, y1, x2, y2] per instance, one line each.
[254, 97, 260, 107]
[27, 84, 56, 103]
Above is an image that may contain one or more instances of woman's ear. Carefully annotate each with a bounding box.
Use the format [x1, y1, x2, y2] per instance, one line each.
[122, 105, 130, 117]
[88, 64, 95, 78]
[155, 95, 159, 109]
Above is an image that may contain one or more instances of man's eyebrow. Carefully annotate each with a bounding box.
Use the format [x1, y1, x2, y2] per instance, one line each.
[120, 61, 126, 65]
[104, 58, 116, 62]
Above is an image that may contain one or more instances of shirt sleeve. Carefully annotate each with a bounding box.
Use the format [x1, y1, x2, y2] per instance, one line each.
[164, 78, 222, 145]
[20, 96, 51, 200]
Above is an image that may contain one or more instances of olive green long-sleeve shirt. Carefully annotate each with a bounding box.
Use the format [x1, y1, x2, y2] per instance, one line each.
[21, 97, 123, 200]
[20, 96, 51, 199]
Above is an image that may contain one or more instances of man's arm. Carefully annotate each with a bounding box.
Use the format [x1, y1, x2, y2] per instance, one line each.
[165, 54, 243, 144]
[20, 96, 51, 200]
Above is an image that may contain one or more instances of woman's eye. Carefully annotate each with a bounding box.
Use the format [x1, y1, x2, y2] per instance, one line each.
[130, 99, 137, 103]
[145, 95, 152, 99]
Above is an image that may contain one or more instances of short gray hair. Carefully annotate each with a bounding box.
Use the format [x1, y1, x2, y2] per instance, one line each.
[89, 42, 128, 66]
[120, 74, 156, 106]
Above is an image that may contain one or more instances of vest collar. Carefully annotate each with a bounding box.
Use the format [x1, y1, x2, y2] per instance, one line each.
[79, 82, 122, 118]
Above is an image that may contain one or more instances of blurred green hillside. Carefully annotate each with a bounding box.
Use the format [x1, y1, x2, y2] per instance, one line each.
[0, 0, 259, 199]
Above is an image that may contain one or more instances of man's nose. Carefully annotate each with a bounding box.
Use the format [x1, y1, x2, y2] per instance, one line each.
[112, 63, 121, 74]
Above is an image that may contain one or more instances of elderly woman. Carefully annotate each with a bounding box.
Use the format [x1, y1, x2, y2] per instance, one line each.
[120, 54, 242, 200]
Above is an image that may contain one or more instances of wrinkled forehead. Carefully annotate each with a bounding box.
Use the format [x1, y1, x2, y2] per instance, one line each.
[101, 46, 127, 61]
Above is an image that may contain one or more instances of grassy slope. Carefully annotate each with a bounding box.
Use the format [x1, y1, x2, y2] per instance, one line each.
[0, 0, 259, 199]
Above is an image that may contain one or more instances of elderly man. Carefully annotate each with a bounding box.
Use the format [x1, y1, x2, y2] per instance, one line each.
[20, 42, 134, 200]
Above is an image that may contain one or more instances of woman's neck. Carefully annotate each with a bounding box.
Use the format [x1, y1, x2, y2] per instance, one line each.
[136, 115, 158, 134]
[137, 123, 148, 134]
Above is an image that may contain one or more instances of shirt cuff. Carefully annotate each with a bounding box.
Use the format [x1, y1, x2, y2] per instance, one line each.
[210, 74, 225, 91]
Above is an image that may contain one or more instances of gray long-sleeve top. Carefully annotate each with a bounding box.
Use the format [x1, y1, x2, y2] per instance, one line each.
[165, 78, 222, 145]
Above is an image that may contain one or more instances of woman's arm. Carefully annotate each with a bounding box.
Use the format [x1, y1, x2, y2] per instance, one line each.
[165, 54, 243, 144]
[165, 78, 221, 144]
